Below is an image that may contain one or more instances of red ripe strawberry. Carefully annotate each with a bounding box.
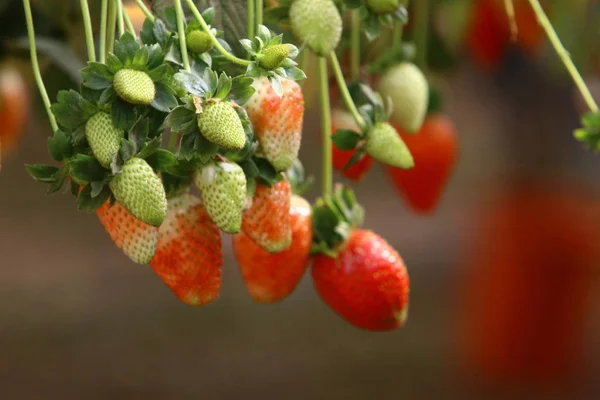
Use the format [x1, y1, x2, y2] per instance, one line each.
[241, 179, 292, 252]
[312, 229, 410, 331]
[466, 0, 510, 70]
[96, 199, 159, 264]
[385, 114, 458, 214]
[0, 62, 28, 155]
[244, 77, 304, 172]
[151, 194, 222, 306]
[233, 195, 312, 303]
[331, 109, 374, 181]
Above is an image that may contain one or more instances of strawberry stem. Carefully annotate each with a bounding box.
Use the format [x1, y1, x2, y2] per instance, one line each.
[22, 0, 58, 133]
[247, 0, 255, 40]
[413, 0, 429, 70]
[255, 0, 263, 34]
[329, 52, 366, 131]
[122, 3, 136, 36]
[185, 0, 252, 66]
[80, 0, 96, 62]
[350, 10, 360, 82]
[392, 19, 404, 49]
[527, 0, 599, 113]
[318, 57, 333, 196]
[134, 0, 155, 22]
[174, 0, 191, 71]
[107, 0, 117, 55]
[504, 0, 518, 41]
[115, 0, 125, 37]
[99, 0, 108, 63]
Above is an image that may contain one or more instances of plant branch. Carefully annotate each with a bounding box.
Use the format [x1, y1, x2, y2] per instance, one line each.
[527, 0, 598, 112]
[80, 0, 96, 62]
[350, 10, 360, 82]
[99, 0, 108, 63]
[134, 0, 155, 22]
[413, 0, 429, 70]
[318, 56, 332, 196]
[392, 19, 404, 49]
[22, 0, 58, 133]
[115, 0, 125, 37]
[255, 0, 263, 33]
[329, 51, 366, 130]
[174, 0, 190, 71]
[122, 2, 136, 35]
[247, 0, 255, 40]
[185, 0, 252, 66]
[107, 0, 117, 54]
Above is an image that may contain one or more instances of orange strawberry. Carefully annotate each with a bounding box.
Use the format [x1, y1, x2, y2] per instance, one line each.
[0, 62, 28, 155]
[244, 77, 304, 172]
[151, 193, 222, 306]
[241, 179, 292, 253]
[233, 195, 312, 303]
[96, 199, 159, 264]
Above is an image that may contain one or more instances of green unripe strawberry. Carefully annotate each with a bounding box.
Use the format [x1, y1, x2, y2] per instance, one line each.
[259, 45, 290, 70]
[85, 111, 124, 168]
[186, 30, 214, 54]
[194, 161, 247, 234]
[377, 62, 429, 134]
[366, 122, 414, 169]
[109, 157, 167, 227]
[290, 0, 342, 57]
[197, 101, 246, 150]
[365, 0, 400, 14]
[113, 69, 156, 105]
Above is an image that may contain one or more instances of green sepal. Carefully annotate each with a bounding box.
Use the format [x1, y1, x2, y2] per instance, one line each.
[426, 86, 443, 116]
[332, 129, 363, 150]
[114, 31, 142, 66]
[165, 106, 198, 135]
[574, 111, 600, 152]
[48, 130, 74, 162]
[50, 90, 97, 130]
[25, 164, 59, 183]
[136, 136, 162, 159]
[226, 76, 255, 105]
[47, 164, 70, 194]
[174, 70, 210, 97]
[145, 149, 177, 172]
[77, 183, 111, 212]
[69, 154, 107, 183]
[151, 81, 178, 112]
[368, 42, 416, 74]
[81, 62, 113, 90]
[111, 99, 138, 131]
[253, 157, 281, 187]
[285, 159, 314, 196]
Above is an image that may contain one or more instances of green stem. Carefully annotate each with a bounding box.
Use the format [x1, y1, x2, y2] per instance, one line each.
[330, 51, 366, 130]
[80, 0, 96, 61]
[107, 0, 117, 54]
[255, 0, 263, 33]
[168, 132, 180, 153]
[134, 0, 155, 22]
[350, 10, 360, 82]
[22, 0, 58, 133]
[115, 0, 125, 37]
[185, 0, 252, 66]
[247, 0, 255, 40]
[413, 0, 430, 70]
[174, 0, 190, 71]
[122, 2, 136, 35]
[318, 57, 332, 196]
[392, 20, 404, 49]
[99, 0, 108, 63]
[527, 0, 598, 112]
[504, 0, 518, 41]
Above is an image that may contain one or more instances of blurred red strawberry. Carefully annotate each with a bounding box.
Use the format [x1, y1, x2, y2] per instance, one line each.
[0, 62, 28, 155]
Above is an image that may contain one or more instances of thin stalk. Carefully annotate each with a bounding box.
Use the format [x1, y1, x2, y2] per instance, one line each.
[22, 0, 58, 132]
[185, 0, 251, 66]
[350, 10, 360, 82]
[115, 0, 125, 37]
[99, 0, 108, 63]
[504, 0, 518, 41]
[255, 0, 263, 32]
[527, 0, 598, 112]
[122, 2, 136, 35]
[413, 0, 430, 70]
[318, 57, 332, 196]
[329, 51, 366, 130]
[392, 20, 404, 49]
[107, 0, 117, 54]
[174, 0, 190, 71]
[134, 0, 155, 22]
[247, 0, 255, 39]
[80, 0, 96, 61]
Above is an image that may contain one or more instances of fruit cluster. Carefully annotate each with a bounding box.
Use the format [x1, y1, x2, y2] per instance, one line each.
[22, 0, 463, 331]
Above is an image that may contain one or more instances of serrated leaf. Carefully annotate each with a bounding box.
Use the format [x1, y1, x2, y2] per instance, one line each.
[114, 32, 140, 65]
[90, 181, 106, 198]
[175, 71, 210, 96]
[81, 63, 113, 90]
[151, 82, 179, 112]
[137, 136, 162, 159]
[203, 68, 219, 96]
[268, 75, 283, 97]
[227, 76, 255, 105]
[145, 149, 177, 172]
[342, 146, 368, 171]
[48, 130, 73, 162]
[129, 118, 150, 152]
[47, 165, 69, 194]
[132, 47, 150, 69]
[195, 134, 219, 162]
[164, 7, 178, 31]
[283, 66, 306, 81]
[147, 43, 166, 69]
[25, 164, 59, 183]
[141, 18, 157, 45]
[119, 138, 137, 162]
[166, 106, 198, 135]
[152, 19, 170, 48]
[254, 157, 279, 186]
[239, 159, 259, 179]
[111, 99, 137, 130]
[70, 154, 106, 183]
[332, 129, 362, 150]
[77, 184, 110, 212]
[99, 85, 117, 105]
[214, 72, 233, 99]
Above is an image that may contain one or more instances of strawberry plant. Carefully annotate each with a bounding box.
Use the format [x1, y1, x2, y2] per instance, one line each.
[17, 0, 600, 332]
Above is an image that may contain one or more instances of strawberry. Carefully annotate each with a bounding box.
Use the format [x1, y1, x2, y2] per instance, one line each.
[241, 178, 292, 253]
[312, 229, 410, 331]
[0, 63, 28, 155]
[331, 109, 374, 181]
[259, 44, 291, 70]
[194, 161, 247, 234]
[197, 101, 246, 150]
[377, 62, 429, 134]
[109, 157, 168, 227]
[365, 0, 401, 15]
[233, 194, 312, 303]
[85, 111, 124, 168]
[244, 77, 304, 171]
[386, 114, 458, 214]
[113, 68, 156, 105]
[289, 0, 342, 57]
[151, 193, 223, 306]
[96, 199, 159, 264]
[466, 0, 510, 69]
[366, 122, 413, 168]
[186, 29, 214, 54]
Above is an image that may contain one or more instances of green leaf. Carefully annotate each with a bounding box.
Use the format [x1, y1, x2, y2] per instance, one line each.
[164, 8, 178, 31]
[119, 138, 137, 162]
[195, 134, 219, 163]
[162, 172, 192, 197]
[137, 136, 162, 159]
[151, 82, 179, 112]
[106, 53, 123, 74]
[175, 71, 210, 97]
[141, 18, 157, 45]
[81, 62, 113, 90]
[48, 130, 73, 162]
[152, 19, 170, 48]
[203, 68, 219, 96]
[214, 72, 233, 99]
[212, 0, 248, 57]
[145, 149, 177, 172]
[166, 106, 198, 135]
[342, 145, 368, 171]
[268, 75, 283, 97]
[129, 118, 149, 153]
[227, 76, 255, 105]
[99, 85, 117, 105]
[147, 43, 166, 69]
[70, 154, 107, 183]
[282, 66, 306, 81]
[90, 181, 106, 198]
[25, 164, 59, 183]
[77, 184, 110, 212]
[47, 165, 70, 194]
[254, 157, 280, 186]
[332, 129, 362, 150]
[115, 32, 140, 65]
[239, 159, 259, 179]
[111, 99, 138, 131]
[132, 47, 150, 69]
[202, 7, 215, 25]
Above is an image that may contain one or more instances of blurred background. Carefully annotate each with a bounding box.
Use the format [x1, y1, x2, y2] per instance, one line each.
[2, 0, 600, 398]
